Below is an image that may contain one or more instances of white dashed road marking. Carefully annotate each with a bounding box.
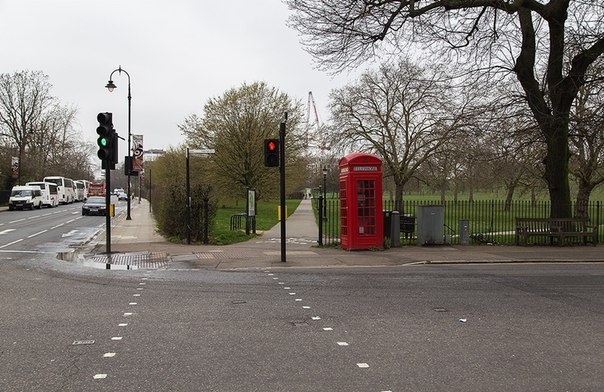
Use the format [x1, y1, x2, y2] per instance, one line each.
[266, 272, 385, 387]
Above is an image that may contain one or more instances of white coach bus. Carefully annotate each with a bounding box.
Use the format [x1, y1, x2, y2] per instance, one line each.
[26, 181, 59, 208]
[74, 180, 86, 202]
[43, 176, 75, 204]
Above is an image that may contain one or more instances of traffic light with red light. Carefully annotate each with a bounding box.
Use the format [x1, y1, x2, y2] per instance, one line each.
[264, 138, 279, 167]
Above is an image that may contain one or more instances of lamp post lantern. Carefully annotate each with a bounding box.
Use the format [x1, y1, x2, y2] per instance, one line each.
[105, 66, 132, 220]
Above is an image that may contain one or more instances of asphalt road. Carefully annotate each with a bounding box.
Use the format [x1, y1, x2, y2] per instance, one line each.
[1, 259, 603, 392]
[0, 201, 128, 255]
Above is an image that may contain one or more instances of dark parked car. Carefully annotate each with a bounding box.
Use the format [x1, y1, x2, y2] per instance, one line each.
[82, 196, 106, 216]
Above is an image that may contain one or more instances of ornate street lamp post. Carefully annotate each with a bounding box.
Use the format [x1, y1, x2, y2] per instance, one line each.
[322, 165, 328, 220]
[105, 66, 132, 220]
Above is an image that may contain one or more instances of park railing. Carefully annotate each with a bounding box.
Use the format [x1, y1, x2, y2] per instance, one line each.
[315, 198, 603, 247]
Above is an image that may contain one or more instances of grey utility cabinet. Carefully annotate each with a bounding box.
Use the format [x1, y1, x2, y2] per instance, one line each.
[417, 205, 445, 245]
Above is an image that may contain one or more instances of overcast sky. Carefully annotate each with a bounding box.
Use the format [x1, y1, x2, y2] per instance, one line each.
[0, 0, 355, 155]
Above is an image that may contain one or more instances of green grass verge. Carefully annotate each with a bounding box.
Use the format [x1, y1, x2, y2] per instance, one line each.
[210, 199, 302, 245]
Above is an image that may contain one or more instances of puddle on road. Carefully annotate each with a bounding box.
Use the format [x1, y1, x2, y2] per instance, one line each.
[57, 250, 139, 270]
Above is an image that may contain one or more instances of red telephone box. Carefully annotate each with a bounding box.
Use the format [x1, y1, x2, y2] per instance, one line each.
[339, 153, 383, 250]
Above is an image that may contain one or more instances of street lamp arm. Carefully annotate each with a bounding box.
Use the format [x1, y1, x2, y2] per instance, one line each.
[107, 66, 131, 88]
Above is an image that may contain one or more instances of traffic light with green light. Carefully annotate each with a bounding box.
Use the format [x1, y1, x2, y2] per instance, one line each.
[97, 112, 114, 164]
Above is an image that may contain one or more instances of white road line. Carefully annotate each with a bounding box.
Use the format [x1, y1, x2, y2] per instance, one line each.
[129, 302, 137, 305]
[93, 374, 107, 379]
[0, 239, 23, 249]
[103, 353, 116, 357]
[111, 336, 122, 341]
[50, 223, 65, 229]
[61, 229, 78, 237]
[357, 363, 370, 368]
[9, 218, 25, 224]
[323, 327, 333, 331]
[118, 323, 128, 327]
[337, 342, 349, 346]
[27, 230, 48, 238]
[0, 249, 43, 253]
[0, 229, 16, 235]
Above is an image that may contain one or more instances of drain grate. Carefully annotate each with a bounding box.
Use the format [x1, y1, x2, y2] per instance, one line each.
[89, 252, 169, 269]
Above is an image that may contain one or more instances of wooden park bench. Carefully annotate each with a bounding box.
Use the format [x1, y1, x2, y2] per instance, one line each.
[515, 217, 598, 246]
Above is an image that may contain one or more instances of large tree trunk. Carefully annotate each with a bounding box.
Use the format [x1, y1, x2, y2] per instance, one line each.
[543, 128, 572, 218]
[515, 8, 573, 219]
[504, 177, 519, 213]
[575, 180, 593, 220]
[394, 182, 404, 214]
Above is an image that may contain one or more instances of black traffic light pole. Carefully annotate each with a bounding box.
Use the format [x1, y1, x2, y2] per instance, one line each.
[186, 148, 191, 244]
[279, 113, 287, 263]
[97, 112, 115, 255]
[105, 157, 111, 255]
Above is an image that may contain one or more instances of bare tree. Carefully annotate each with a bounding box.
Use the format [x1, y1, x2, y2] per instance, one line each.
[569, 60, 604, 218]
[0, 70, 93, 183]
[328, 59, 472, 210]
[0, 70, 54, 183]
[286, 0, 604, 218]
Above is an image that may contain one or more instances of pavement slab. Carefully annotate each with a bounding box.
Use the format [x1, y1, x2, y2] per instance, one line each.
[83, 198, 604, 270]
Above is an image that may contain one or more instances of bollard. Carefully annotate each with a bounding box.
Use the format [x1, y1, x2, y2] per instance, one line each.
[391, 211, 401, 247]
[459, 219, 470, 245]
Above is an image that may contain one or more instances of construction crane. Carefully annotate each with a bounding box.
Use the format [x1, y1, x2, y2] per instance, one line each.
[306, 91, 330, 151]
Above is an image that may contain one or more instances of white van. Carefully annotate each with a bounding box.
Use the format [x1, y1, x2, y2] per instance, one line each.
[9, 185, 43, 210]
[26, 181, 59, 208]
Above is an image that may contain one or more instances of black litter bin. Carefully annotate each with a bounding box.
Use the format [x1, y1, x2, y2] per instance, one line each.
[383, 211, 392, 239]
[401, 215, 415, 239]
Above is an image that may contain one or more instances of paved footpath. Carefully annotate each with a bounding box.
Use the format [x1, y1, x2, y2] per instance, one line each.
[84, 198, 604, 270]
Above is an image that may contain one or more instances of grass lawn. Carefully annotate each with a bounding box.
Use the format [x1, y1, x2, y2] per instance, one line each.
[211, 199, 302, 245]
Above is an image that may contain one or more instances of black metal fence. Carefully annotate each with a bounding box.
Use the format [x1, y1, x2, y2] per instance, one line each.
[315, 198, 603, 247]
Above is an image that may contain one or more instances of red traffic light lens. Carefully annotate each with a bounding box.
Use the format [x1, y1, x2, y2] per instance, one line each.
[267, 140, 277, 151]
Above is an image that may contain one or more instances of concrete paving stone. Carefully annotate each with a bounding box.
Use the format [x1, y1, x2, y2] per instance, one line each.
[83, 198, 604, 270]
